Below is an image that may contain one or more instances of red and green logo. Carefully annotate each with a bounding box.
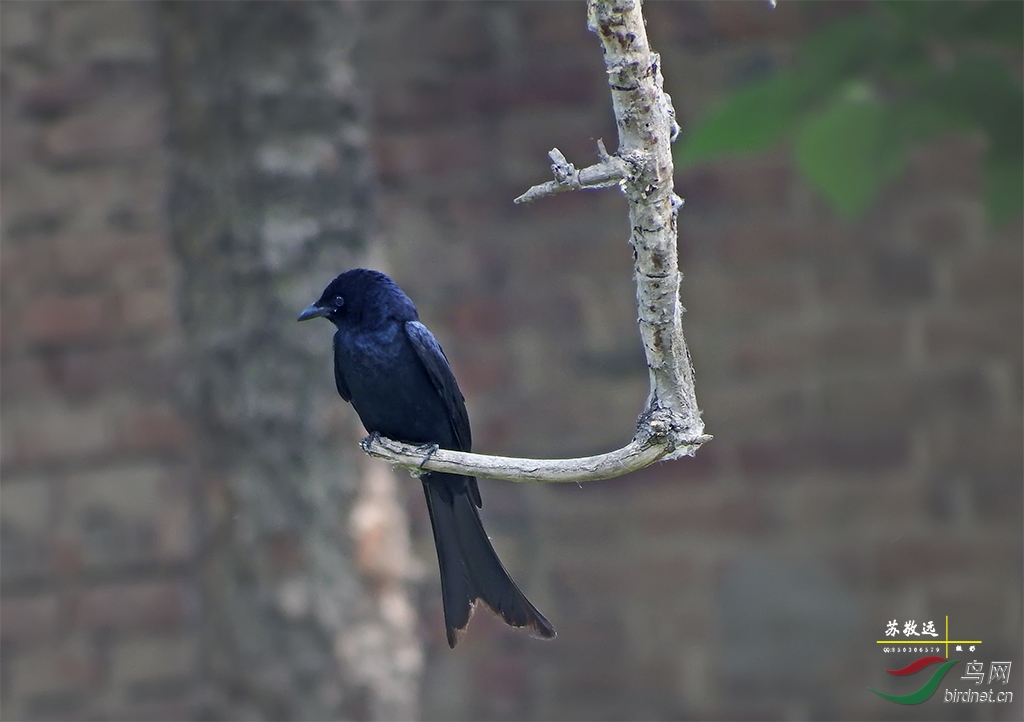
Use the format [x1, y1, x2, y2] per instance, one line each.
[870, 656, 959, 705]
[871, 615, 984, 705]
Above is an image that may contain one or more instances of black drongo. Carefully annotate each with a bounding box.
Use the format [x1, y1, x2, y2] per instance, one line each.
[299, 268, 555, 647]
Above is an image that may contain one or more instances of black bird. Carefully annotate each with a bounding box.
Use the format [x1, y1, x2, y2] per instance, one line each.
[299, 268, 555, 647]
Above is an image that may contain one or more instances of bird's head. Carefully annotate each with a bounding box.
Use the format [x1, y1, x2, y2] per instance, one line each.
[298, 268, 416, 327]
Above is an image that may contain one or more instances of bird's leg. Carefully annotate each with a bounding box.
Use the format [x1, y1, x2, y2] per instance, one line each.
[414, 442, 439, 469]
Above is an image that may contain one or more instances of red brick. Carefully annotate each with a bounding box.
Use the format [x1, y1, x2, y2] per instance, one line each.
[950, 244, 1023, 305]
[51, 536, 86, 578]
[21, 65, 102, 117]
[11, 638, 104, 697]
[13, 404, 115, 465]
[544, 613, 626, 662]
[729, 328, 818, 378]
[421, 6, 492, 64]
[47, 345, 178, 400]
[449, 64, 601, 117]
[520, 2, 595, 50]
[925, 308, 1023, 361]
[417, 125, 486, 177]
[551, 559, 636, 614]
[20, 293, 110, 346]
[0, 356, 52, 404]
[738, 430, 910, 477]
[929, 469, 1022, 525]
[922, 367, 994, 415]
[685, 269, 804, 326]
[115, 286, 176, 336]
[676, 154, 797, 216]
[0, 238, 51, 287]
[641, 494, 776, 536]
[874, 534, 1020, 585]
[704, 0, 806, 41]
[104, 701, 198, 722]
[445, 296, 505, 339]
[0, 116, 39, 175]
[903, 134, 984, 194]
[449, 351, 511, 395]
[542, 505, 629, 549]
[51, 230, 170, 282]
[717, 220, 850, 266]
[820, 372, 917, 425]
[0, 529, 52, 584]
[929, 420, 1023, 471]
[117, 404, 192, 455]
[818, 318, 906, 367]
[816, 259, 871, 307]
[476, 655, 528, 706]
[910, 203, 979, 249]
[701, 380, 808, 432]
[1, 3, 45, 53]
[0, 595, 59, 643]
[39, 97, 163, 165]
[73, 580, 189, 632]
[869, 248, 933, 303]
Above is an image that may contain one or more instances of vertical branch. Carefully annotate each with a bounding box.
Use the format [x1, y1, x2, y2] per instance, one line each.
[362, 0, 709, 481]
[587, 0, 704, 459]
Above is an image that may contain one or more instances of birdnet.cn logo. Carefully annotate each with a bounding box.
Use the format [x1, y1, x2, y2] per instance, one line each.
[870, 616, 1013, 705]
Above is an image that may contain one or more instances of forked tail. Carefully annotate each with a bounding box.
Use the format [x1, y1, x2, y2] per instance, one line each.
[421, 473, 556, 648]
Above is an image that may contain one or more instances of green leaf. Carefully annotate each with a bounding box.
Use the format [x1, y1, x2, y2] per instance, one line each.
[888, 97, 961, 147]
[984, 154, 1024, 225]
[794, 95, 905, 217]
[677, 73, 812, 166]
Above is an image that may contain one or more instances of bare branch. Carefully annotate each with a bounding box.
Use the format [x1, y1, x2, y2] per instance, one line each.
[365, 0, 707, 483]
[362, 427, 712, 484]
[514, 141, 628, 204]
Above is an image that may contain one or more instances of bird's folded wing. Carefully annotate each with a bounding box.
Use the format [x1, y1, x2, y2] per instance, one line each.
[404, 321, 472, 452]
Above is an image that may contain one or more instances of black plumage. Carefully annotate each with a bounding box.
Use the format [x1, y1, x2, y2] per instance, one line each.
[299, 268, 555, 647]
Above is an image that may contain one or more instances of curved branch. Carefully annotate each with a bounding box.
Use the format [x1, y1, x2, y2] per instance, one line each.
[361, 431, 712, 484]
[364, 0, 707, 483]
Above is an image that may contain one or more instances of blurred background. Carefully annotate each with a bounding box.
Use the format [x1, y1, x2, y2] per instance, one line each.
[1, 1, 1020, 720]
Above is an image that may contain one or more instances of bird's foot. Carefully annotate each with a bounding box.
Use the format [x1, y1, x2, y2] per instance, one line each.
[360, 431, 383, 453]
[415, 442, 439, 469]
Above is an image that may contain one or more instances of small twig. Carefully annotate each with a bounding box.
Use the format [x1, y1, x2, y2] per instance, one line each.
[514, 140, 627, 204]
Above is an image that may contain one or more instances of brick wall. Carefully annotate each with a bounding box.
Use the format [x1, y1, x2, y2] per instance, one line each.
[357, 2, 1022, 720]
[2, 1, 1021, 721]
[1, 3, 197, 719]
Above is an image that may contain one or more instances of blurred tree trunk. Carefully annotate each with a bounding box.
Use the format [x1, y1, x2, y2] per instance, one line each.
[160, 2, 421, 719]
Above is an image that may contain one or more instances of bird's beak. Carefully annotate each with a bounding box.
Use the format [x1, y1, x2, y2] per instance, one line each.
[297, 303, 328, 322]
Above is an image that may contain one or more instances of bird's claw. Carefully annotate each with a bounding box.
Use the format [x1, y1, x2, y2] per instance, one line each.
[360, 431, 383, 452]
[415, 442, 439, 469]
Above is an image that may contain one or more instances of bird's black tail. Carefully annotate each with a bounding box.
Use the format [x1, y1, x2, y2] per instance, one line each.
[421, 472, 556, 648]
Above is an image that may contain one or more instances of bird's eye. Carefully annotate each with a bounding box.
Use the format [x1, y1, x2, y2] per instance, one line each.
[334, 295, 345, 307]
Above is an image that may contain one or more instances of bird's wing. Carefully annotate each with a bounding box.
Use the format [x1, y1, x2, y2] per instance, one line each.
[332, 331, 352, 402]
[404, 321, 472, 451]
